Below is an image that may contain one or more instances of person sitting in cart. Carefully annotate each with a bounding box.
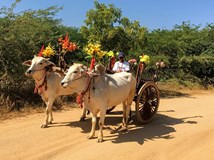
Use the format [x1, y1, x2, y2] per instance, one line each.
[112, 52, 130, 73]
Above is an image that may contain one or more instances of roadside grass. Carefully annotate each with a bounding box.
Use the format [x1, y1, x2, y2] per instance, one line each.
[0, 97, 79, 121]
[158, 80, 214, 98]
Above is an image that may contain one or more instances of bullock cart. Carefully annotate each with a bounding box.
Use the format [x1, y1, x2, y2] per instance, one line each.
[133, 61, 160, 123]
[107, 58, 160, 124]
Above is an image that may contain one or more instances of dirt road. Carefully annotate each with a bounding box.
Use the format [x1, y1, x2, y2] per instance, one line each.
[1, 92, 214, 160]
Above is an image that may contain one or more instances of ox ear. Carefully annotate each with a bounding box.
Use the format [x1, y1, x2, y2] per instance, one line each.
[79, 68, 85, 76]
[79, 64, 86, 76]
[45, 60, 56, 71]
[45, 60, 55, 67]
[22, 60, 32, 66]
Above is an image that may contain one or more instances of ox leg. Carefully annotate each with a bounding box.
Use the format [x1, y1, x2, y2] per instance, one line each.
[79, 106, 87, 122]
[97, 109, 106, 143]
[122, 101, 131, 131]
[49, 110, 54, 124]
[48, 99, 54, 124]
[41, 100, 54, 128]
[88, 110, 98, 139]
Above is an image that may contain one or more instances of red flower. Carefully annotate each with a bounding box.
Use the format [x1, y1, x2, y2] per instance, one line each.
[59, 33, 77, 52]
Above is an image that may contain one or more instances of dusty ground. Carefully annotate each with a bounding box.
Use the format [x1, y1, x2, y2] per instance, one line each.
[0, 91, 214, 160]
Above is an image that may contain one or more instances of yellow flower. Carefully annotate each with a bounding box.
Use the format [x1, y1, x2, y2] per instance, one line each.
[97, 51, 107, 58]
[106, 51, 114, 57]
[42, 43, 55, 57]
[84, 42, 106, 58]
[139, 55, 150, 65]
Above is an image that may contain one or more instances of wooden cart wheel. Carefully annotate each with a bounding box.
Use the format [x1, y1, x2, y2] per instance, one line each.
[135, 81, 160, 123]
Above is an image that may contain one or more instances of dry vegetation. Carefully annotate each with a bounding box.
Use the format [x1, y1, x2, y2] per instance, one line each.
[0, 96, 79, 121]
[1, 83, 213, 122]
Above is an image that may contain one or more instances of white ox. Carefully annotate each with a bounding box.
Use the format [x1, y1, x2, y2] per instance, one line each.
[22, 56, 87, 128]
[61, 64, 136, 142]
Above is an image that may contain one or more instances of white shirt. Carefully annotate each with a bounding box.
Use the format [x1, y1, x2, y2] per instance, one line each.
[112, 61, 130, 72]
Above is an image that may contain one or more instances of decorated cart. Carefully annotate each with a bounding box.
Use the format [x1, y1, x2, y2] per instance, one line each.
[133, 55, 160, 123]
[84, 42, 160, 124]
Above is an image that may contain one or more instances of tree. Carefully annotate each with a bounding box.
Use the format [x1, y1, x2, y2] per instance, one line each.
[0, 1, 64, 109]
[80, 1, 147, 54]
[0, 1, 62, 84]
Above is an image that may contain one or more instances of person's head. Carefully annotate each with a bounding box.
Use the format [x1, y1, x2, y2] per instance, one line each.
[118, 52, 125, 62]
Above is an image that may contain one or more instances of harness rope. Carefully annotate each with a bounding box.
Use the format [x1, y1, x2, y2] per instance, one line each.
[34, 69, 47, 94]
[76, 73, 91, 108]
[76, 72, 97, 108]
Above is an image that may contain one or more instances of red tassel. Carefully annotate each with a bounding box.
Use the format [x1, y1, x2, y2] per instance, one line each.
[38, 45, 44, 57]
[111, 57, 115, 69]
[139, 62, 142, 71]
[90, 57, 96, 70]
[34, 86, 38, 94]
[76, 94, 83, 108]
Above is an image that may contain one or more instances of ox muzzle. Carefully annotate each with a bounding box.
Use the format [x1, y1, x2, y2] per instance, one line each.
[61, 81, 69, 88]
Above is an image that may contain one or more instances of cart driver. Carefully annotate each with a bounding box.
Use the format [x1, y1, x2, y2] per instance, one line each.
[112, 52, 130, 73]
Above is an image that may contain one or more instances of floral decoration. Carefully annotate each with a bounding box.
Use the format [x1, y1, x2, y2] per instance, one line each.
[83, 42, 107, 59]
[37, 33, 77, 58]
[42, 43, 55, 57]
[58, 33, 77, 53]
[106, 51, 115, 58]
[139, 54, 150, 65]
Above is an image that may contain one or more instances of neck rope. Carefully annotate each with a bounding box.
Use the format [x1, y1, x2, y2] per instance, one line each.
[34, 69, 47, 94]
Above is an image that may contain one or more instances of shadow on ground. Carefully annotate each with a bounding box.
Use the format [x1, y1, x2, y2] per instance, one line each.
[160, 89, 192, 99]
[48, 110, 202, 145]
[106, 112, 202, 145]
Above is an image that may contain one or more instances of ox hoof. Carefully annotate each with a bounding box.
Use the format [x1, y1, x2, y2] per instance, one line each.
[79, 117, 86, 122]
[97, 138, 104, 143]
[120, 128, 129, 133]
[41, 124, 48, 128]
[48, 121, 53, 124]
[87, 134, 94, 139]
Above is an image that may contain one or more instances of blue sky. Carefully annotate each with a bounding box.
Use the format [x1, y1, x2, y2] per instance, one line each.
[1, 0, 214, 30]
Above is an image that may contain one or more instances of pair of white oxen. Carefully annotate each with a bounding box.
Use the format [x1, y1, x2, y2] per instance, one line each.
[23, 56, 136, 142]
